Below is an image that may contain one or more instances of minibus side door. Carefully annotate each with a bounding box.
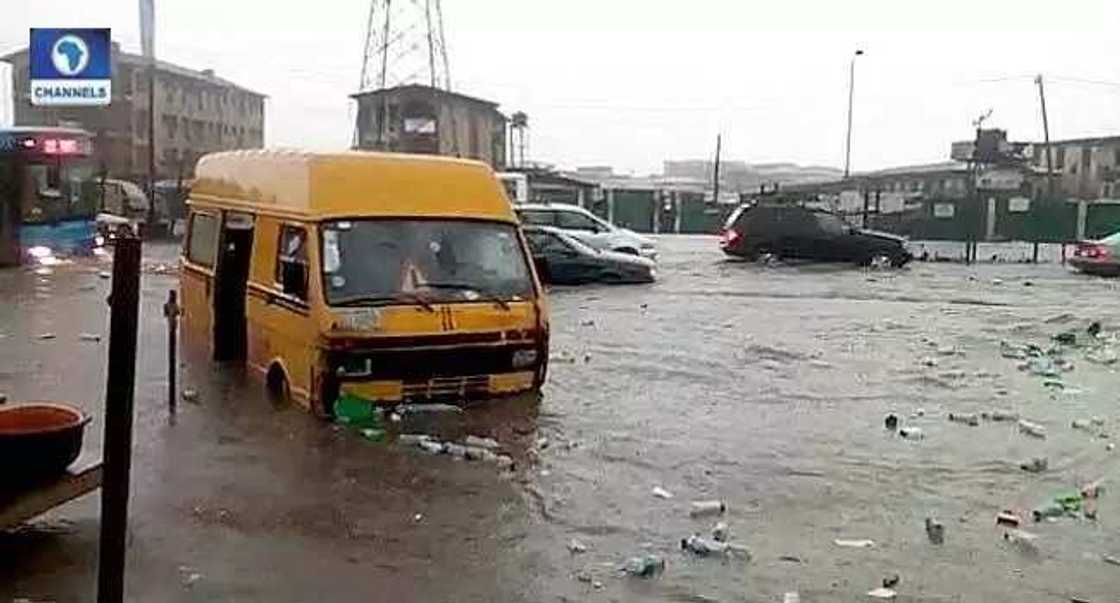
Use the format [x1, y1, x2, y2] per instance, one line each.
[181, 208, 220, 353]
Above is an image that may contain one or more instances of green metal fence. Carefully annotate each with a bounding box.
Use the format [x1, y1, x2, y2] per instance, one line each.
[1086, 202, 1120, 239]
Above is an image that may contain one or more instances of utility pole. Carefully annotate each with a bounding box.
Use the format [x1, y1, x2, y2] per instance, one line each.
[1034, 73, 1052, 261]
[967, 109, 993, 265]
[140, 0, 157, 234]
[377, 3, 392, 148]
[843, 49, 864, 179]
[1035, 75, 1056, 196]
[712, 134, 722, 205]
[146, 62, 155, 230]
[1035, 74, 1054, 264]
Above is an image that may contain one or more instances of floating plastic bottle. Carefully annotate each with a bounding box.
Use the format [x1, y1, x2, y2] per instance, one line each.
[1018, 420, 1047, 439]
[711, 521, 729, 542]
[689, 500, 726, 517]
[681, 534, 726, 555]
[983, 410, 1019, 422]
[622, 554, 665, 578]
[948, 413, 979, 426]
[899, 427, 924, 440]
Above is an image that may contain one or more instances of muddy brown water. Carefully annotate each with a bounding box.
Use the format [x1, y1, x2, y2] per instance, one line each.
[1, 237, 1119, 602]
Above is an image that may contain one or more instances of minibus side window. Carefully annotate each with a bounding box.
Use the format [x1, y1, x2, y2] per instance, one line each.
[277, 225, 309, 301]
[186, 212, 218, 267]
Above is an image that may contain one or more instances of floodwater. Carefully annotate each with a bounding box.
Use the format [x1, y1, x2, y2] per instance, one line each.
[2, 236, 1119, 602]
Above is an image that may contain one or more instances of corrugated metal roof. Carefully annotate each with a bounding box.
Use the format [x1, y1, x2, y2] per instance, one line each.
[350, 84, 501, 111]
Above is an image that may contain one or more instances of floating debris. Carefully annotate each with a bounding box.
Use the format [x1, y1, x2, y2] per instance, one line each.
[463, 435, 500, 450]
[996, 510, 1023, 528]
[397, 434, 433, 446]
[884, 414, 899, 430]
[651, 486, 674, 500]
[567, 539, 588, 554]
[925, 517, 944, 544]
[1072, 419, 1094, 431]
[834, 539, 875, 548]
[398, 403, 462, 414]
[982, 409, 1019, 422]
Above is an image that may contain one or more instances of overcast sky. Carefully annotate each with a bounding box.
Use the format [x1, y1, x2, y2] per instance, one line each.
[4, 0, 1120, 174]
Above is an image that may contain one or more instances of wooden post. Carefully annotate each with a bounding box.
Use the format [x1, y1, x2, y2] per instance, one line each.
[97, 235, 142, 603]
[712, 134, 722, 205]
[163, 290, 180, 419]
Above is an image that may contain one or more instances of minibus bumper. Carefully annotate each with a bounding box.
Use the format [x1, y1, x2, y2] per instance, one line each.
[338, 371, 537, 404]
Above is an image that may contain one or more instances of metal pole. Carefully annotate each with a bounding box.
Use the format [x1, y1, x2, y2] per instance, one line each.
[146, 61, 156, 233]
[164, 290, 180, 419]
[843, 50, 863, 179]
[96, 235, 142, 603]
[861, 187, 870, 228]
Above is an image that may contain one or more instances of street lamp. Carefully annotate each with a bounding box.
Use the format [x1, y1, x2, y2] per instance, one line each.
[843, 49, 864, 179]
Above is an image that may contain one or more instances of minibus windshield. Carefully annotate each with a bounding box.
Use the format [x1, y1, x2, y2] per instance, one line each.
[322, 219, 535, 307]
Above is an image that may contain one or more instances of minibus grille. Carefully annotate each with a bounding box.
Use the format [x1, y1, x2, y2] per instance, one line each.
[402, 375, 491, 399]
[332, 344, 536, 381]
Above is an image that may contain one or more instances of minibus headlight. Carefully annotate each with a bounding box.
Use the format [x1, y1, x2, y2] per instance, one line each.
[512, 349, 538, 369]
[335, 356, 372, 377]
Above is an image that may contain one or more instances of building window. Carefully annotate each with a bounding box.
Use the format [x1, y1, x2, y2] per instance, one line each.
[1113, 148, 1120, 165]
[1056, 147, 1066, 169]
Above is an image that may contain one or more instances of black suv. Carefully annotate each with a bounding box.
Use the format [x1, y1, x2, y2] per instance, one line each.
[720, 204, 912, 267]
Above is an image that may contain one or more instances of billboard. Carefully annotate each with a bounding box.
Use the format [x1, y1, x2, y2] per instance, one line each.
[29, 28, 112, 107]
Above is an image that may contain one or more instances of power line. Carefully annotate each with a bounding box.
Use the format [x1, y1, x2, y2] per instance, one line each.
[1049, 75, 1120, 88]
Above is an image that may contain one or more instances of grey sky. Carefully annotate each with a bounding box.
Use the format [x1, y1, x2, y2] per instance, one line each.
[4, 0, 1120, 174]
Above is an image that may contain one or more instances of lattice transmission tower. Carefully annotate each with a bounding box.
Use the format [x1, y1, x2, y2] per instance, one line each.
[357, 0, 452, 94]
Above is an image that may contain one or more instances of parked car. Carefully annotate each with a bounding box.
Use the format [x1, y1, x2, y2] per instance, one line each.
[1069, 231, 1120, 276]
[719, 203, 912, 267]
[95, 178, 149, 238]
[523, 225, 656, 285]
[515, 203, 657, 259]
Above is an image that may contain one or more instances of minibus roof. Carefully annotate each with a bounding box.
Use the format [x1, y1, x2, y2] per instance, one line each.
[191, 150, 516, 222]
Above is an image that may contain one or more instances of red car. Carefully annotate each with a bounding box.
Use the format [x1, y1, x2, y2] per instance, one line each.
[1070, 232, 1120, 277]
